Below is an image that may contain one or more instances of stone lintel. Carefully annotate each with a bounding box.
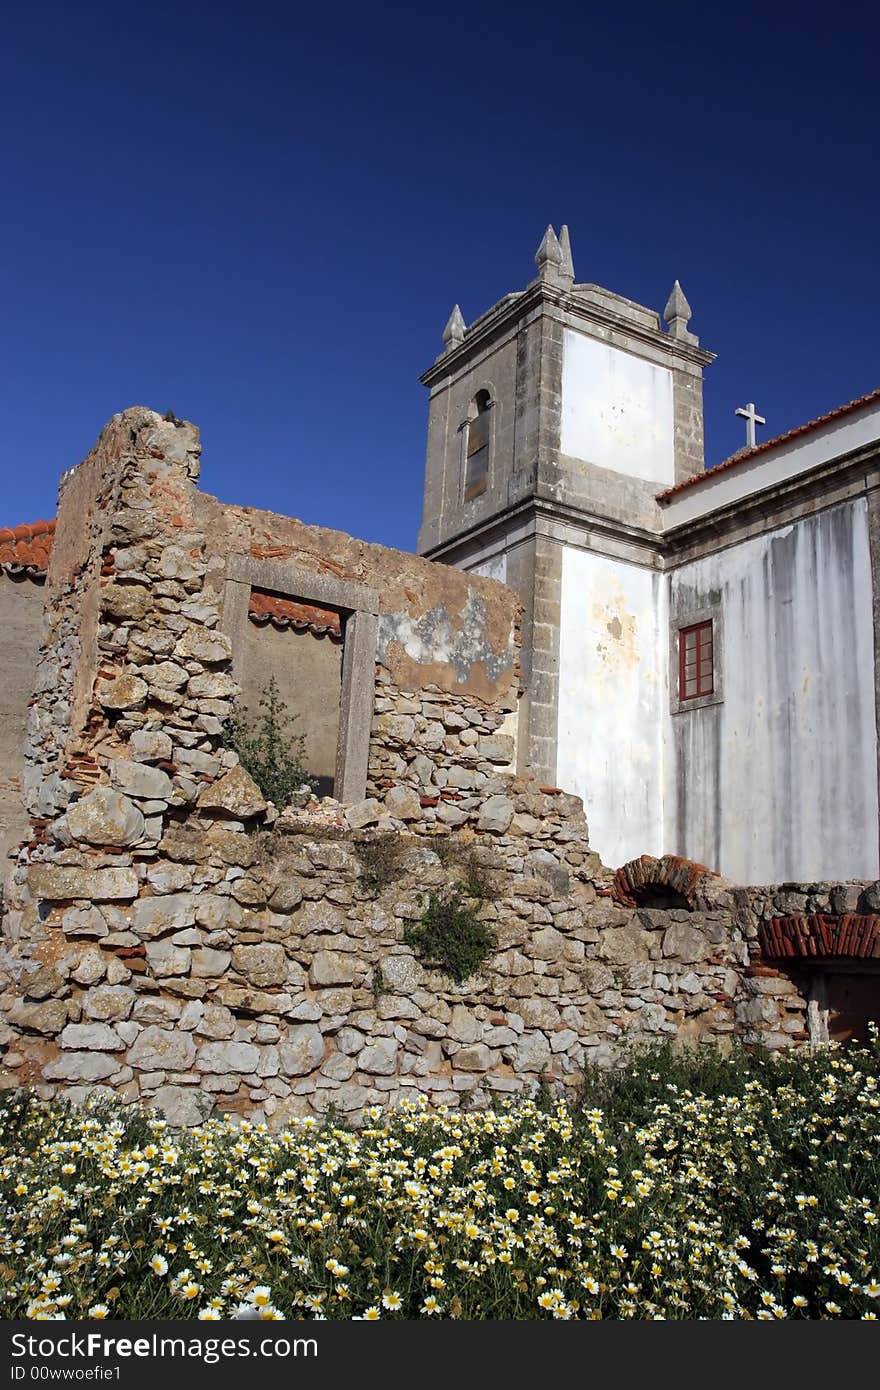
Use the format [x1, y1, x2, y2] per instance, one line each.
[224, 555, 379, 616]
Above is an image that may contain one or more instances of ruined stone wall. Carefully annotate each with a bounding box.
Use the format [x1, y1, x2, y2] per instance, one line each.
[0, 574, 45, 872]
[1, 407, 876, 1129]
[6, 803, 874, 1128]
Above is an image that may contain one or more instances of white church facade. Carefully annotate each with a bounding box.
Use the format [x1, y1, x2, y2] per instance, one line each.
[418, 226, 880, 885]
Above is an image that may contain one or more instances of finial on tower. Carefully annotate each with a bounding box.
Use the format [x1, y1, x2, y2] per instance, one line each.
[442, 304, 466, 352]
[558, 224, 575, 284]
[663, 279, 698, 343]
[535, 225, 563, 279]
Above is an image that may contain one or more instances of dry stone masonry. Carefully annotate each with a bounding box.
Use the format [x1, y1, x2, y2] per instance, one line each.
[1, 408, 878, 1127]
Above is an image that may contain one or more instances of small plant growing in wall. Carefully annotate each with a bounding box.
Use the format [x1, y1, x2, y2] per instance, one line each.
[404, 888, 497, 984]
[432, 840, 498, 901]
[356, 833, 407, 894]
[226, 677, 315, 809]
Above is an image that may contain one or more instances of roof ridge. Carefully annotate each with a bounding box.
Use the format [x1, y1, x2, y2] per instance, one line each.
[658, 386, 880, 501]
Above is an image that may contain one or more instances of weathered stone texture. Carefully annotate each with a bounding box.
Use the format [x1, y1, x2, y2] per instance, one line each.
[0, 404, 864, 1129]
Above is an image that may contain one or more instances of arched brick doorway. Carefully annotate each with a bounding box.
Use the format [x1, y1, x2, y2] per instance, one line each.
[757, 915, 880, 1045]
[612, 854, 717, 910]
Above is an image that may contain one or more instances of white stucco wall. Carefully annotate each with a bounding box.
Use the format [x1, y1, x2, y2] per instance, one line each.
[667, 500, 878, 883]
[558, 546, 666, 867]
[560, 330, 674, 485]
[468, 553, 507, 584]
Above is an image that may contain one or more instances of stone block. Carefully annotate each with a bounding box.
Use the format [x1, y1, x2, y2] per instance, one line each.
[129, 730, 173, 763]
[197, 766, 266, 819]
[529, 926, 565, 961]
[309, 951, 358, 987]
[231, 943, 289, 987]
[8, 1000, 68, 1034]
[453, 1043, 497, 1071]
[662, 923, 712, 964]
[383, 785, 422, 821]
[280, 1025, 325, 1075]
[131, 894, 196, 938]
[31, 867, 138, 902]
[128, 1026, 196, 1072]
[477, 735, 515, 764]
[192, 947, 232, 977]
[152, 1085, 209, 1127]
[344, 799, 382, 830]
[145, 941, 191, 977]
[357, 1038, 398, 1075]
[69, 950, 107, 986]
[43, 1052, 119, 1082]
[599, 924, 652, 965]
[67, 787, 145, 848]
[82, 985, 136, 1021]
[197, 1041, 260, 1074]
[110, 761, 174, 802]
[60, 1023, 124, 1051]
[477, 796, 514, 833]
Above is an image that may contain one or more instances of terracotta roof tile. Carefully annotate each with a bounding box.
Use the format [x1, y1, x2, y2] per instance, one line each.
[657, 386, 880, 502]
[0, 518, 55, 575]
[247, 589, 342, 639]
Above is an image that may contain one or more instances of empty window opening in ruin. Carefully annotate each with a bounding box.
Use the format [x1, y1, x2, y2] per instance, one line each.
[242, 589, 344, 799]
[806, 965, 880, 1047]
[464, 390, 492, 501]
[222, 556, 379, 807]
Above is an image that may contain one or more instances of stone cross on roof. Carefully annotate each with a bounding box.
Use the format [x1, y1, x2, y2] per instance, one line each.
[735, 401, 766, 449]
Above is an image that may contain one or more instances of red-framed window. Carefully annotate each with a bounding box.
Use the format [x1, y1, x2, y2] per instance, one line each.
[678, 620, 714, 701]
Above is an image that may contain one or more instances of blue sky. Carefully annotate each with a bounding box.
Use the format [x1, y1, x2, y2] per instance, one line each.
[2, 2, 877, 550]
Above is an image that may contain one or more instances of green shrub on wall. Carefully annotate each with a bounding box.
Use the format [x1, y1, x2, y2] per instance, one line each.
[226, 677, 315, 809]
[404, 888, 497, 983]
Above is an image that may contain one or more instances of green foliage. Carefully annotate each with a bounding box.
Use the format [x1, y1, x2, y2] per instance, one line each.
[356, 834, 407, 894]
[404, 888, 497, 983]
[455, 849, 497, 901]
[2, 1038, 880, 1319]
[574, 1038, 774, 1124]
[225, 677, 314, 810]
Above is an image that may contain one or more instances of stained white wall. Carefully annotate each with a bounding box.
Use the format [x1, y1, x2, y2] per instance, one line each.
[558, 547, 666, 866]
[560, 330, 674, 485]
[667, 500, 878, 883]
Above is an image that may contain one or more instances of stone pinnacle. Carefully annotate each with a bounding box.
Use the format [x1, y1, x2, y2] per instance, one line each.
[664, 279, 692, 326]
[534, 225, 563, 274]
[558, 224, 575, 281]
[442, 304, 466, 351]
[663, 279, 697, 342]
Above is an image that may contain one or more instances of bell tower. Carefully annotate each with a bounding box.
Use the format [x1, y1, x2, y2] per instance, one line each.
[417, 225, 715, 788]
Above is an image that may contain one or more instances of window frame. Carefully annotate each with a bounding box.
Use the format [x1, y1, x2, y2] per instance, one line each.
[221, 556, 379, 804]
[669, 604, 724, 715]
[460, 389, 494, 503]
[678, 619, 714, 702]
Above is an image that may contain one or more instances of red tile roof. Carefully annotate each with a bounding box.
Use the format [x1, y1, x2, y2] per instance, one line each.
[0, 528, 344, 644]
[247, 589, 342, 639]
[0, 519, 55, 575]
[657, 386, 880, 502]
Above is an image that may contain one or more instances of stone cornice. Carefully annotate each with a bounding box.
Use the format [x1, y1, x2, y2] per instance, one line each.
[421, 491, 663, 568]
[422, 444, 879, 575]
[662, 443, 880, 566]
[420, 281, 713, 389]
